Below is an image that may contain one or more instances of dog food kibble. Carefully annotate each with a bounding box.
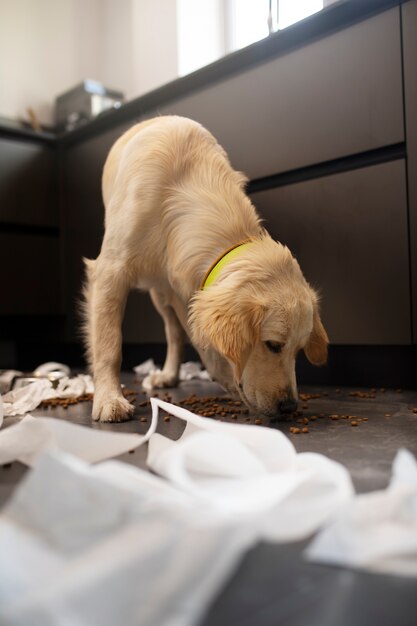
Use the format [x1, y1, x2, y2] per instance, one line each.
[349, 390, 376, 399]
[37, 384, 380, 436]
[299, 393, 322, 401]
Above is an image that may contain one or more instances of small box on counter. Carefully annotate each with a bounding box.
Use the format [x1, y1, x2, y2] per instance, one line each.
[55, 80, 124, 132]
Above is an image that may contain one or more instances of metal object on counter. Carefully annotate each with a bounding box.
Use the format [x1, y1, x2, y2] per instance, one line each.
[0, 363, 71, 393]
[11, 370, 68, 390]
[55, 80, 124, 132]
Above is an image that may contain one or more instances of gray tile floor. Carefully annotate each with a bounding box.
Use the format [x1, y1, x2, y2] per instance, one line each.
[1, 376, 417, 626]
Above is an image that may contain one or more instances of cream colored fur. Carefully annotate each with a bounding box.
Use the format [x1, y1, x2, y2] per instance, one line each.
[82, 116, 328, 422]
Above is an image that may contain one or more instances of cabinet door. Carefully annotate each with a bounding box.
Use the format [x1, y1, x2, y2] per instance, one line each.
[402, 0, 417, 342]
[0, 233, 60, 315]
[250, 161, 410, 344]
[0, 138, 57, 227]
[157, 8, 403, 179]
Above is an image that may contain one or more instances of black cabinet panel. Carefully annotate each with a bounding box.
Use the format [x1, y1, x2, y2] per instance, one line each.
[0, 233, 60, 315]
[402, 0, 417, 342]
[156, 8, 403, 180]
[0, 138, 57, 228]
[250, 161, 410, 344]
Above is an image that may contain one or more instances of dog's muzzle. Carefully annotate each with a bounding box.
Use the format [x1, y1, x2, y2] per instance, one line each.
[277, 397, 298, 415]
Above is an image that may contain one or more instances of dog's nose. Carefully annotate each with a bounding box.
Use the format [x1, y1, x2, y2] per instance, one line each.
[278, 397, 298, 414]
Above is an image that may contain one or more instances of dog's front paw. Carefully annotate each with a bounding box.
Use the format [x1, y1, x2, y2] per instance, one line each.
[142, 369, 179, 391]
[92, 395, 134, 422]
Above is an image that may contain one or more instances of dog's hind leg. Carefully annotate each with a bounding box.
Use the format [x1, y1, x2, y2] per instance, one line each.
[143, 288, 186, 389]
[84, 257, 134, 422]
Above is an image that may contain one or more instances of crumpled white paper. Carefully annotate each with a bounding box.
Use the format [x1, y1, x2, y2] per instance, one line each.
[147, 399, 354, 541]
[0, 412, 156, 467]
[1, 374, 94, 419]
[0, 394, 356, 626]
[33, 362, 71, 378]
[134, 359, 210, 386]
[305, 448, 417, 577]
[0, 398, 353, 544]
[0, 391, 416, 626]
[0, 450, 255, 626]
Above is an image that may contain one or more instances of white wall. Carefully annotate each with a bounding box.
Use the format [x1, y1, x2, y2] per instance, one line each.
[176, 0, 225, 76]
[0, 0, 178, 126]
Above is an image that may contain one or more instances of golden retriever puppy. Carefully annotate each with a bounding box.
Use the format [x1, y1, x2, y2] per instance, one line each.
[82, 116, 328, 422]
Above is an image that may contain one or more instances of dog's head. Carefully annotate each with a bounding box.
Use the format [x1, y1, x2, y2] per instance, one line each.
[189, 237, 328, 417]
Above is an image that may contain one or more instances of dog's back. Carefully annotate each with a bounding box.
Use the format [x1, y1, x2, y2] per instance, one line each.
[100, 116, 260, 294]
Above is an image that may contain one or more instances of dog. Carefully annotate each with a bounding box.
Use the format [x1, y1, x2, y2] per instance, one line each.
[82, 115, 328, 422]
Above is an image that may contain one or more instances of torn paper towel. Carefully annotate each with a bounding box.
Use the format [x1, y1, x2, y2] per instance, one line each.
[0, 412, 157, 467]
[0, 396, 353, 543]
[1, 374, 94, 418]
[147, 398, 354, 541]
[33, 361, 71, 378]
[134, 359, 210, 386]
[0, 397, 416, 626]
[0, 450, 255, 626]
[305, 448, 417, 577]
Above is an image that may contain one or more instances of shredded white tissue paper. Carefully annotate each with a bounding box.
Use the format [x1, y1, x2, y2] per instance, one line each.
[0, 450, 255, 626]
[133, 358, 157, 376]
[0, 395, 416, 626]
[134, 359, 210, 386]
[0, 412, 156, 467]
[305, 448, 417, 577]
[33, 362, 71, 378]
[1, 373, 94, 419]
[0, 395, 356, 626]
[147, 399, 354, 540]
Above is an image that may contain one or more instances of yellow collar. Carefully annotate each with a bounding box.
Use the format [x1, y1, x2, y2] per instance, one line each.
[200, 241, 252, 290]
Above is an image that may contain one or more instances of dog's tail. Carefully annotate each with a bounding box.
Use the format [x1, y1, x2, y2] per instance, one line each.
[79, 258, 97, 374]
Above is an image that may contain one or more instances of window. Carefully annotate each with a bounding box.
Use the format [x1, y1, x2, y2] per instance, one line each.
[177, 0, 329, 77]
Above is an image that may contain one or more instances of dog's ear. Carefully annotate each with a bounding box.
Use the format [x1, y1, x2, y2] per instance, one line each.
[189, 289, 264, 382]
[304, 306, 329, 366]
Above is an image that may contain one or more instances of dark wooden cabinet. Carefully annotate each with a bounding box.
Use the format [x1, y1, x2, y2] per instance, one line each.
[250, 161, 410, 344]
[0, 138, 57, 227]
[0, 136, 60, 316]
[157, 8, 404, 180]
[402, 0, 417, 342]
[0, 233, 60, 315]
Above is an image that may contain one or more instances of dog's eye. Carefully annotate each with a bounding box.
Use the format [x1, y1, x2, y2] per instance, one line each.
[265, 341, 283, 354]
